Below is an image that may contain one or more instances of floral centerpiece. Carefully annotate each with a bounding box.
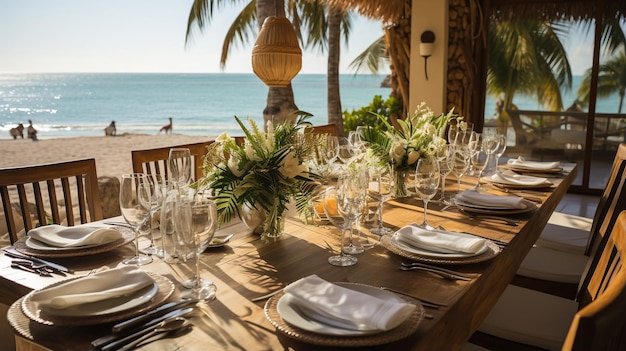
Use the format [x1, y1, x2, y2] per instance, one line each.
[362, 102, 459, 197]
[198, 115, 319, 241]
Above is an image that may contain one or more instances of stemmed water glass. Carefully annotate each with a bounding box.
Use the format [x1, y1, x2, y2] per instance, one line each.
[174, 198, 218, 301]
[368, 164, 393, 236]
[451, 146, 470, 192]
[337, 172, 368, 254]
[482, 128, 501, 175]
[493, 133, 507, 171]
[137, 174, 165, 256]
[323, 186, 358, 267]
[414, 158, 440, 229]
[470, 143, 489, 191]
[119, 173, 153, 265]
[435, 144, 454, 203]
[168, 148, 192, 187]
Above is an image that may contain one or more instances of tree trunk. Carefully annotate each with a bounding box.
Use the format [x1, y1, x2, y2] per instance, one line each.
[256, 0, 299, 126]
[327, 6, 344, 137]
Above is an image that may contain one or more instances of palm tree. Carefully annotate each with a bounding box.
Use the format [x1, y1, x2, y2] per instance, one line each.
[486, 20, 573, 130]
[577, 49, 626, 113]
[186, 0, 352, 131]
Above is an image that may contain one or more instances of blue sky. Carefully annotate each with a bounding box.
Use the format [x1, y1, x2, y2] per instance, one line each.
[0, 0, 387, 74]
[0, 0, 613, 75]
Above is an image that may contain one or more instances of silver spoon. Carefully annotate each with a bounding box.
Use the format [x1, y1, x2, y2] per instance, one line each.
[117, 317, 191, 351]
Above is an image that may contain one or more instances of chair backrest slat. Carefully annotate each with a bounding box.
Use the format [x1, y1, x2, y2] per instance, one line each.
[131, 141, 214, 182]
[0, 158, 103, 244]
[564, 211, 626, 350]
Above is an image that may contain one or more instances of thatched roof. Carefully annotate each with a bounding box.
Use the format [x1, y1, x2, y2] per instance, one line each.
[324, 0, 408, 23]
[326, 0, 626, 23]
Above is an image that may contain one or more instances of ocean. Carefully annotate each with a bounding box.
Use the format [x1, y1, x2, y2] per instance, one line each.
[1, 73, 622, 140]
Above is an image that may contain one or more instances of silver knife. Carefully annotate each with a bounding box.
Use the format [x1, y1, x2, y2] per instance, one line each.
[92, 307, 194, 351]
[111, 299, 197, 334]
[3, 247, 72, 274]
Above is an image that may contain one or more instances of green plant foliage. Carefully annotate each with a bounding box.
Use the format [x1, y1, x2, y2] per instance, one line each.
[342, 95, 401, 133]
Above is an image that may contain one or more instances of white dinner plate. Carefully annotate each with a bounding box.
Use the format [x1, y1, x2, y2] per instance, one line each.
[390, 231, 488, 258]
[454, 197, 537, 215]
[453, 196, 530, 211]
[276, 283, 405, 336]
[37, 282, 158, 317]
[25, 237, 105, 251]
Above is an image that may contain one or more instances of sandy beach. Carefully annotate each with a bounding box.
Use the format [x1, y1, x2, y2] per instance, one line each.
[0, 133, 216, 178]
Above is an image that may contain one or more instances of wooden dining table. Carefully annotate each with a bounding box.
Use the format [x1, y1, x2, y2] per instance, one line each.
[1, 164, 576, 351]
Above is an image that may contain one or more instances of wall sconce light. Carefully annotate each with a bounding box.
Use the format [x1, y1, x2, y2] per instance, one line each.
[420, 30, 435, 81]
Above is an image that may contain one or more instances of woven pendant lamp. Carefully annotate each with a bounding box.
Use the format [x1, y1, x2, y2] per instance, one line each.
[251, 16, 302, 87]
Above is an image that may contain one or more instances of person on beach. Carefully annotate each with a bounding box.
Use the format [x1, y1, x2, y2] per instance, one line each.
[9, 123, 24, 139]
[159, 117, 173, 134]
[27, 120, 38, 141]
[104, 121, 116, 136]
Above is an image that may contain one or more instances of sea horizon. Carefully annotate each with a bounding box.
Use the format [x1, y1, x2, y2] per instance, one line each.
[1, 72, 622, 140]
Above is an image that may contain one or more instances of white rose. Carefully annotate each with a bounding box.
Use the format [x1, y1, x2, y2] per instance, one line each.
[279, 152, 308, 178]
[389, 143, 405, 164]
[227, 156, 245, 177]
[244, 142, 261, 161]
[407, 150, 420, 165]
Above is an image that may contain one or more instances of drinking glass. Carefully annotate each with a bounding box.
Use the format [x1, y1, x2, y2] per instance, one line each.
[493, 134, 507, 171]
[168, 148, 192, 187]
[119, 173, 153, 265]
[470, 144, 489, 191]
[451, 146, 470, 192]
[368, 165, 393, 236]
[323, 186, 358, 267]
[482, 128, 501, 175]
[337, 144, 355, 164]
[435, 144, 454, 203]
[137, 174, 165, 256]
[414, 158, 440, 229]
[174, 199, 218, 301]
[338, 171, 368, 254]
[326, 135, 339, 162]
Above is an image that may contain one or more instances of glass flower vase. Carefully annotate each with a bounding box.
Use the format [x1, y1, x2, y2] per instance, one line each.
[391, 170, 413, 198]
[241, 202, 286, 240]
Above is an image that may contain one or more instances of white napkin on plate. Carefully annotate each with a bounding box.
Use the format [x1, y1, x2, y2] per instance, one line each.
[283, 274, 416, 331]
[491, 171, 549, 186]
[30, 266, 154, 310]
[28, 224, 122, 248]
[395, 224, 488, 254]
[507, 157, 561, 170]
[456, 190, 525, 209]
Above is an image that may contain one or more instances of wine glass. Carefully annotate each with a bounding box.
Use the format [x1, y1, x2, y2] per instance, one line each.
[174, 198, 218, 301]
[482, 128, 501, 175]
[337, 172, 368, 254]
[137, 174, 167, 256]
[119, 173, 153, 265]
[493, 134, 507, 171]
[414, 158, 440, 229]
[470, 143, 489, 191]
[337, 144, 355, 164]
[326, 135, 339, 162]
[368, 165, 393, 236]
[323, 186, 358, 267]
[435, 144, 454, 203]
[168, 148, 192, 187]
[451, 146, 470, 192]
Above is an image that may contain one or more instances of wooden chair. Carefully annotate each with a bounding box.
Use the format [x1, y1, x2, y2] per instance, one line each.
[131, 141, 214, 182]
[472, 211, 626, 350]
[310, 123, 338, 136]
[512, 143, 626, 299]
[0, 158, 103, 244]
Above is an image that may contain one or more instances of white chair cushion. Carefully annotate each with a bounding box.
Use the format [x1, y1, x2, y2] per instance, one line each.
[478, 285, 578, 351]
[517, 246, 589, 283]
[536, 212, 592, 254]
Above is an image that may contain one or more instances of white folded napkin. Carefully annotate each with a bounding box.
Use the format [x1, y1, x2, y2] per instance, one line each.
[283, 275, 416, 331]
[30, 266, 154, 310]
[395, 224, 488, 254]
[28, 224, 122, 248]
[507, 157, 561, 170]
[491, 171, 549, 186]
[456, 190, 525, 209]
